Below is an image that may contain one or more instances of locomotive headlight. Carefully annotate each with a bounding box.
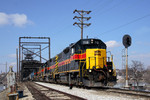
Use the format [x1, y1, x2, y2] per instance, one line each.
[89, 69, 92, 72]
[109, 70, 112, 72]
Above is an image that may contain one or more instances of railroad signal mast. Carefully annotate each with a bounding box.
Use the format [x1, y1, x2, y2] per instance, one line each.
[123, 34, 132, 88]
[73, 9, 91, 39]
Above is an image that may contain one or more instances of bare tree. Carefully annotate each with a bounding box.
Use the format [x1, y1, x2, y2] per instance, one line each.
[130, 60, 144, 89]
[143, 66, 150, 84]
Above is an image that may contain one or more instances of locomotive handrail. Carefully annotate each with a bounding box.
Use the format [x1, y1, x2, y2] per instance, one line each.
[82, 61, 86, 77]
[78, 49, 86, 84]
[111, 55, 116, 76]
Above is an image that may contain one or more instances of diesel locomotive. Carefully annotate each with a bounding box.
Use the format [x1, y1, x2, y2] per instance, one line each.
[32, 38, 117, 87]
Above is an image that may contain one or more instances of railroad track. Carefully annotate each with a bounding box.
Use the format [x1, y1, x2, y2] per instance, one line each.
[94, 87, 150, 99]
[25, 82, 86, 100]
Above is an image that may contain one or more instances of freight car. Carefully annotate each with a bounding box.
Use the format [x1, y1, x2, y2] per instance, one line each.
[33, 38, 117, 87]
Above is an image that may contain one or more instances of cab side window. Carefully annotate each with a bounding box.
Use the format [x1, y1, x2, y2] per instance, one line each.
[71, 47, 75, 55]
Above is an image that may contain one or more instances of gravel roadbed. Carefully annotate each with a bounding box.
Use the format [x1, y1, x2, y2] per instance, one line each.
[35, 82, 147, 100]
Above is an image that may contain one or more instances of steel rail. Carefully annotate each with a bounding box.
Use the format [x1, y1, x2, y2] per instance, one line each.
[93, 87, 150, 98]
[25, 82, 50, 100]
[26, 82, 86, 100]
[34, 82, 86, 100]
[107, 88, 150, 98]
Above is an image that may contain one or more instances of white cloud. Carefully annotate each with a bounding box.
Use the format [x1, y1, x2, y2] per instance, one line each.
[0, 13, 9, 25]
[10, 14, 28, 27]
[105, 40, 121, 48]
[0, 12, 31, 27]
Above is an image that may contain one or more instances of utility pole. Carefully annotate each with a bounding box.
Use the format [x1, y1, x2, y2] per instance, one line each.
[19, 37, 21, 82]
[48, 37, 50, 60]
[6, 62, 7, 73]
[73, 9, 91, 39]
[16, 48, 18, 82]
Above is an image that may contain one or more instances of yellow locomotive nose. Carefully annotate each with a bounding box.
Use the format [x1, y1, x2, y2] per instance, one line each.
[86, 49, 107, 69]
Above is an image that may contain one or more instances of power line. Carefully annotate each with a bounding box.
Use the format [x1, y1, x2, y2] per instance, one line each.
[99, 13, 150, 36]
[94, 0, 124, 16]
[52, 1, 116, 36]
[88, 0, 104, 11]
[84, 0, 122, 34]
[54, 24, 72, 34]
[92, 0, 114, 13]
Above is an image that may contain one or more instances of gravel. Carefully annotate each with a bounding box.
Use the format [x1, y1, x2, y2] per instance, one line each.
[19, 82, 35, 100]
[0, 89, 8, 100]
[35, 82, 146, 100]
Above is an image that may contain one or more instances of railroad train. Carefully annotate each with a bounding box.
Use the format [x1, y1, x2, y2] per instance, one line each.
[31, 38, 117, 87]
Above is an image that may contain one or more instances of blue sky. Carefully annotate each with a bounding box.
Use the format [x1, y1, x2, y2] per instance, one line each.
[0, 0, 150, 72]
